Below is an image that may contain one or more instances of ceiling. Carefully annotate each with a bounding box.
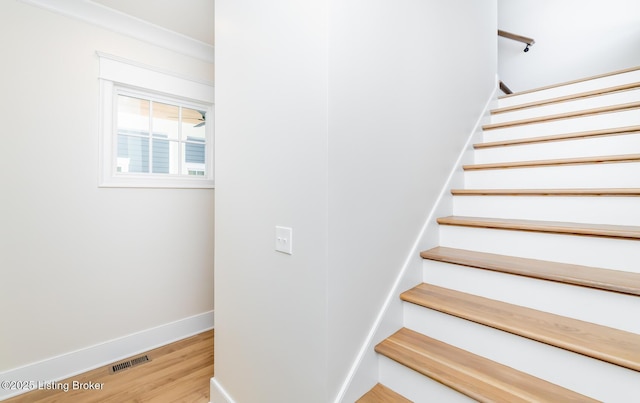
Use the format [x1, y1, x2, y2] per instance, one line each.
[92, 0, 214, 46]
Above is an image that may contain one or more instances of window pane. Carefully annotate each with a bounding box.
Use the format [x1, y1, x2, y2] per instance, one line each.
[182, 106, 206, 176]
[182, 108, 206, 141]
[183, 142, 206, 176]
[117, 135, 149, 173]
[117, 95, 149, 134]
[152, 138, 179, 174]
[152, 102, 179, 141]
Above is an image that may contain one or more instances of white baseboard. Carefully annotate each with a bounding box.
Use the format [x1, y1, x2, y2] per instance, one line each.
[0, 311, 214, 401]
[210, 377, 236, 403]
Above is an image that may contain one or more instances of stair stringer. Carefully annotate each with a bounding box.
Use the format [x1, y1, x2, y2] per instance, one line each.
[338, 85, 499, 402]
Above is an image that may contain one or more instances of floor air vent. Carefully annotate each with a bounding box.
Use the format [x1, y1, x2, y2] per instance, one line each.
[109, 354, 151, 374]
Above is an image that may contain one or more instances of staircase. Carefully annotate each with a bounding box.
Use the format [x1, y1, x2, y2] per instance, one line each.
[357, 66, 640, 402]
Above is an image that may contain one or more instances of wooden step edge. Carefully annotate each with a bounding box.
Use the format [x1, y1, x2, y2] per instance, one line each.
[482, 101, 640, 131]
[498, 65, 640, 99]
[450, 188, 640, 197]
[420, 246, 640, 296]
[463, 154, 640, 171]
[474, 125, 640, 149]
[436, 216, 640, 240]
[355, 383, 412, 403]
[492, 82, 640, 115]
[376, 328, 598, 403]
[401, 284, 640, 372]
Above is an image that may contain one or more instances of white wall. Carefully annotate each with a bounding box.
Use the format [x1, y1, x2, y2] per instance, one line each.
[213, 1, 330, 402]
[499, 0, 640, 92]
[327, 1, 497, 399]
[213, 0, 496, 401]
[0, 0, 213, 378]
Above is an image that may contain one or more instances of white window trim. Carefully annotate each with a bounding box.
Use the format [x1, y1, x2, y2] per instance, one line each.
[98, 52, 214, 189]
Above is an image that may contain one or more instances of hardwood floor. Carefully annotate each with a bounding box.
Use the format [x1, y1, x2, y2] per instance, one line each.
[4, 330, 214, 403]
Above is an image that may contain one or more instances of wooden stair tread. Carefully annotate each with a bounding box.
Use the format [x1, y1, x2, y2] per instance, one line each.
[436, 216, 640, 240]
[474, 125, 640, 149]
[375, 328, 598, 403]
[482, 101, 640, 131]
[356, 383, 412, 403]
[463, 154, 640, 171]
[400, 284, 640, 371]
[420, 246, 640, 296]
[498, 65, 640, 99]
[450, 188, 640, 196]
[492, 82, 640, 115]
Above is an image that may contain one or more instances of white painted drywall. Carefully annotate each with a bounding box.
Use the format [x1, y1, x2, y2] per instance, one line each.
[498, 0, 640, 92]
[327, 1, 497, 399]
[213, 1, 330, 402]
[0, 0, 213, 373]
[213, 0, 496, 401]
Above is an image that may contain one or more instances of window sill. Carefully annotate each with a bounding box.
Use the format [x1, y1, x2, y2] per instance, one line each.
[99, 176, 214, 189]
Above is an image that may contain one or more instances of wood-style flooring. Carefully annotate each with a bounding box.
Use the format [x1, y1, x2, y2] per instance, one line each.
[4, 330, 214, 403]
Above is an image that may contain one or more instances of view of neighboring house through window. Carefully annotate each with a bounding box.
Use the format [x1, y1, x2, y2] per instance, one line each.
[98, 52, 213, 188]
[116, 94, 207, 177]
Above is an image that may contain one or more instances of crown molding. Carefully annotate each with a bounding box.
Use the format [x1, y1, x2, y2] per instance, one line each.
[18, 0, 214, 63]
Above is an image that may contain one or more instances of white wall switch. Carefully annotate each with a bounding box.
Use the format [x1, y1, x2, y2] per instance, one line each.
[275, 226, 293, 255]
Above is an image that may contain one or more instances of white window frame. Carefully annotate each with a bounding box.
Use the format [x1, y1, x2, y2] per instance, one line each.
[98, 52, 214, 188]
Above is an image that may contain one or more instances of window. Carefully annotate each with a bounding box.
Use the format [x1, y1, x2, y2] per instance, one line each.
[98, 52, 214, 188]
[115, 92, 208, 176]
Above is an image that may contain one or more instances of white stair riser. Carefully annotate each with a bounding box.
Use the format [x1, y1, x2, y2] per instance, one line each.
[439, 225, 640, 273]
[378, 355, 474, 403]
[464, 162, 640, 189]
[474, 133, 640, 164]
[492, 88, 640, 124]
[483, 109, 640, 142]
[452, 195, 640, 226]
[498, 70, 640, 108]
[404, 304, 640, 403]
[422, 260, 640, 333]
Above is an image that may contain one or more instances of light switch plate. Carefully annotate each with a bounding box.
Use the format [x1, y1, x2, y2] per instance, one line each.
[275, 226, 293, 255]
